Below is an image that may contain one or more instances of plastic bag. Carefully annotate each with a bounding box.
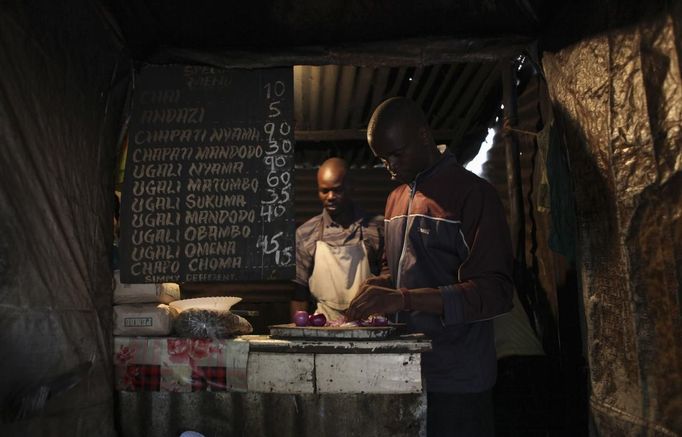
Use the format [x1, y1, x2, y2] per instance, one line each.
[174, 309, 252, 338]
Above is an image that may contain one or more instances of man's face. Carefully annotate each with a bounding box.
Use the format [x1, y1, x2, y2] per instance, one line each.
[317, 169, 350, 218]
[369, 127, 428, 184]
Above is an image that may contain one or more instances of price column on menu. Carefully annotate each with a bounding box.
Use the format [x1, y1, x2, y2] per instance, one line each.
[256, 77, 295, 275]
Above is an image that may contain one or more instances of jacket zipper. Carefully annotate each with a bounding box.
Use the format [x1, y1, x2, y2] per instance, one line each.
[396, 181, 417, 288]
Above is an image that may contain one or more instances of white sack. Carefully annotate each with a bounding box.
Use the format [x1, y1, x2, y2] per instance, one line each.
[113, 304, 175, 336]
[113, 270, 180, 304]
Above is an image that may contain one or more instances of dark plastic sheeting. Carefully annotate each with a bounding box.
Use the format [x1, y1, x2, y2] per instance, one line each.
[543, 2, 682, 435]
[116, 391, 426, 437]
[0, 1, 128, 435]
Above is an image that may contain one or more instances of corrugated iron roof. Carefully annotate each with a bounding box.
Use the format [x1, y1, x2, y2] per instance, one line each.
[293, 62, 502, 157]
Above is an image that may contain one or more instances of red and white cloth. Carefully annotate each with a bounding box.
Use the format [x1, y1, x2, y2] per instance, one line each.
[114, 337, 249, 392]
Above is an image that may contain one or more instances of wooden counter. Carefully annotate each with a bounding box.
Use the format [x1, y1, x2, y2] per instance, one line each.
[114, 335, 431, 437]
[244, 335, 431, 394]
[114, 335, 431, 394]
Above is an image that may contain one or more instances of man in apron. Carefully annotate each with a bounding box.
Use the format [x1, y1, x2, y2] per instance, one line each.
[291, 157, 384, 321]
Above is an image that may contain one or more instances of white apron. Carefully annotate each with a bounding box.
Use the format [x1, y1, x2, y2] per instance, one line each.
[308, 221, 372, 320]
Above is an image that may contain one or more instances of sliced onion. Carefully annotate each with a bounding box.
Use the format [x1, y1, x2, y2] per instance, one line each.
[326, 316, 347, 327]
[340, 321, 361, 327]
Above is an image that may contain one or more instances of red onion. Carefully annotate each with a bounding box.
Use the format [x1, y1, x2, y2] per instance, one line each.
[370, 315, 389, 326]
[310, 313, 327, 327]
[293, 310, 309, 327]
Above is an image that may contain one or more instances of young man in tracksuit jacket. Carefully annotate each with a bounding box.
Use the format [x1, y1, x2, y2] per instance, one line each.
[347, 97, 514, 437]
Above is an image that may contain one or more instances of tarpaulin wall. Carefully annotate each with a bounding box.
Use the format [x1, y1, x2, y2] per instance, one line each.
[543, 1, 682, 435]
[0, 1, 128, 435]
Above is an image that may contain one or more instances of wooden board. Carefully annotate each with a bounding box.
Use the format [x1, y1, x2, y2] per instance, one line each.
[242, 335, 432, 354]
[268, 323, 403, 340]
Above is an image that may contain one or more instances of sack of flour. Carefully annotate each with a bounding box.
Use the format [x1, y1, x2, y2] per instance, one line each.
[113, 270, 180, 304]
[113, 304, 176, 336]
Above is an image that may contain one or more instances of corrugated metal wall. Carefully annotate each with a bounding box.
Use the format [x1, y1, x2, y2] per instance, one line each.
[293, 63, 501, 154]
[116, 391, 425, 437]
[294, 167, 397, 226]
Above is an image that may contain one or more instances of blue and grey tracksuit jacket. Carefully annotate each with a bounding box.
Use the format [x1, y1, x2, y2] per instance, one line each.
[384, 151, 514, 393]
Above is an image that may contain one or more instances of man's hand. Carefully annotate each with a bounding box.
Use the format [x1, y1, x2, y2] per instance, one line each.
[347, 285, 403, 321]
[361, 274, 393, 289]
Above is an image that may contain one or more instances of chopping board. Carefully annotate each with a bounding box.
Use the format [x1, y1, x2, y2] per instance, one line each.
[269, 323, 404, 340]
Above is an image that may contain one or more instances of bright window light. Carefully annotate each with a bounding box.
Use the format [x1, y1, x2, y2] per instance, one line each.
[465, 128, 496, 176]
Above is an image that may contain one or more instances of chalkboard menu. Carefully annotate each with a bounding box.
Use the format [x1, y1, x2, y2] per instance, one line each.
[119, 65, 295, 283]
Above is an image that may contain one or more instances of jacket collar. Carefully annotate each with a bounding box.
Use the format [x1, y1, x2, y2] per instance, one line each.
[411, 149, 456, 186]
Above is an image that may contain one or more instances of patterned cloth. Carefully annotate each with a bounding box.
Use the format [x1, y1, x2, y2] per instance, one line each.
[125, 364, 161, 391]
[191, 366, 227, 392]
[114, 337, 249, 392]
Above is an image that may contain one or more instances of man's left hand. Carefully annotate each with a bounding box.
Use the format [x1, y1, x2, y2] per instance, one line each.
[347, 285, 403, 321]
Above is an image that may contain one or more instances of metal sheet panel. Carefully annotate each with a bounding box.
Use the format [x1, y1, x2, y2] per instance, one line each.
[293, 61, 501, 152]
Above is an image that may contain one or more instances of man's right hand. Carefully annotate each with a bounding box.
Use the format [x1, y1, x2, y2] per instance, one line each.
[346, 274, 397, 321]
[347, 285, 403, 321]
